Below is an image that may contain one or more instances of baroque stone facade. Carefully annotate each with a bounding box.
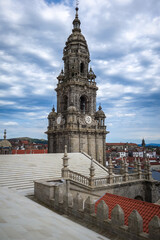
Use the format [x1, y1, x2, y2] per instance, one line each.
[46, 7, 109, 165]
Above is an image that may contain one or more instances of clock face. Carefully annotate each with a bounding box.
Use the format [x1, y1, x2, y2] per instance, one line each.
[57, 116, 61, 125]
[85, 115, 92, 124]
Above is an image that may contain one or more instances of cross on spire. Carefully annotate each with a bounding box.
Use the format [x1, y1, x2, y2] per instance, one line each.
[76, 0, 79, 8]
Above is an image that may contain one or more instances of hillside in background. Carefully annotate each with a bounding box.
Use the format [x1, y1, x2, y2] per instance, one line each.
[7, 137, 48, 144]
[138, 143, 160, 147]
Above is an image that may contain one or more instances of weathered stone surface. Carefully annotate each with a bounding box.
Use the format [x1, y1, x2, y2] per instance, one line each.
[84, 196, 95, 214]
[97, 200, 108, 223]
[73, 193, 83, 211]
[54, 186, 63, 206]
[128, 210, 143, 234]
[149, 215, 160, 240]
[111, 204, 124, 227]
[63, 192, 73, 208]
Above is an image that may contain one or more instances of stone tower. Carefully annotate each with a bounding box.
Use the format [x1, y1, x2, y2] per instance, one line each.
[46, 7, 109, 166]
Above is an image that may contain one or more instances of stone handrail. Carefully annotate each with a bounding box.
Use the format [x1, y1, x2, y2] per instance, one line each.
[68, 170, 89, 186]
[68, 170, 148, 188]
[93, 177, 109, 187]
[128, 173, 139, 181]
[113, 175, 123, 183]
[81, 151, 109, 173]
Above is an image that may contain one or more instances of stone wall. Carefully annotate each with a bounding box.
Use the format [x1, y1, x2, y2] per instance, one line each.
[69, 179, 160, 203]
[34, 181, 160, 240]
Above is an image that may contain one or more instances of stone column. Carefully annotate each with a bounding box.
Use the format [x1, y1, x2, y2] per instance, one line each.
[61, 145, 69, 179]
[143, 157, 147, 172]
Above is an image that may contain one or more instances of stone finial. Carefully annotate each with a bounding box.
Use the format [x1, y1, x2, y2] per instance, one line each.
[64, 145, 67, 158]
[149, 215, 160, 240]
[134, 157, 138, 172]
[124, 157, 128, 181]
[120, 157, 125, 174]
[137, 157, 142, 179]
[143, 157, 147, 172]
[124, 157, 128, 171]
[97, 200, 108, 224]
[62, 145, 69, 178]
[128, 210, 143, 234]
[147, 158, 152, 181]
[108, 155, 113, 184]
[108, 155, 113, 175]
[89, 158, 95, 187]
[84, 196, 95, 214]
[111, 204, 124, 227]
[73, 193, 83, 211]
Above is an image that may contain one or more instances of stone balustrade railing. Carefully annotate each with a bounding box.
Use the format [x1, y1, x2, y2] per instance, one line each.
[67, 170, 151, 188]
[62, 147, 152, 189]
[93, 177, 109, 186]
[66, 169, 151, 188]
[113, 175, 123, 183]
[68, 170, 89, 186]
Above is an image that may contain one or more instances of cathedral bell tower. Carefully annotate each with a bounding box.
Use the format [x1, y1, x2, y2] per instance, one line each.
[46, 7, 109, 166]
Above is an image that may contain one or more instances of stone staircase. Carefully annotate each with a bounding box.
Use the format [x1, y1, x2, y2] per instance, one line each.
[0, 153, 108, 192]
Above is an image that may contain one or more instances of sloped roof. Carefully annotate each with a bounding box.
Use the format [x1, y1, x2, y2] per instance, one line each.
[0, 153, 108, 191]
[95, 193, 160, 233]
[12, 149, 48, 154]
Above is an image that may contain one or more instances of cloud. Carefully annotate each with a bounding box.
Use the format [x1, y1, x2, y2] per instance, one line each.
[3, 122, 19, 126]
[0, 100, 15, 105]
[0, 0, 160, 143]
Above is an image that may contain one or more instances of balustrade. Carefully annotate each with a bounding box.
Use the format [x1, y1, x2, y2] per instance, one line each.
[69, 170, 89, 186]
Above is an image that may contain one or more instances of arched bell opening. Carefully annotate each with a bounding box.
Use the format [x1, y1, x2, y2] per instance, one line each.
[80, 62, 84, 75]
[80, 95, 88, 114]
[63, 95, 68, 111]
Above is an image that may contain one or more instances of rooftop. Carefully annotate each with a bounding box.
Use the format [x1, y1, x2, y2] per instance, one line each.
[95, 193, 160, 233]
[106, 143, 137, 146]
[0, 187, 110, 240]
[0, 152, 108, 192]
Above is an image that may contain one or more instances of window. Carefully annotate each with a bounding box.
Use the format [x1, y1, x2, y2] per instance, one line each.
[80, 62, 84, 74]
[80, 95, 88, 113]
[63, 95, 68, 111]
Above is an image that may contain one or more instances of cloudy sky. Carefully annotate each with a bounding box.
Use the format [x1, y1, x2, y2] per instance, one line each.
[0, 0, 160, 143]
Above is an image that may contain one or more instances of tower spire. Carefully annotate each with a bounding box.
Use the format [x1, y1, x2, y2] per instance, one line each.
[4, 129, 6, 140]
[72, 0, 81, 32]
[76, 0, 79, 11]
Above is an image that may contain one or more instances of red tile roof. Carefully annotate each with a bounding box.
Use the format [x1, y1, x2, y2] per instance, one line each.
[95, 193, 160, 233]
[106, 143, 137, 146]
[150, 162, 160, 165]
[12, 149, 48, 154]
[21, 140, 29, 144]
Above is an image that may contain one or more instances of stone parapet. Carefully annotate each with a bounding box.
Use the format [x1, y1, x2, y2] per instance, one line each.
[34, 181, 160, 240]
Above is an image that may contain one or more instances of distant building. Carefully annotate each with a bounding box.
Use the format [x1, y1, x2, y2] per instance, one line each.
[0, 130, 12, 154]
[142, 138, 146, 148]
[106, 143, 138, 151]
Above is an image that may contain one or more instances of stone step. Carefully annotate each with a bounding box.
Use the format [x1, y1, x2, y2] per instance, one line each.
[0, 153, 108, 190]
